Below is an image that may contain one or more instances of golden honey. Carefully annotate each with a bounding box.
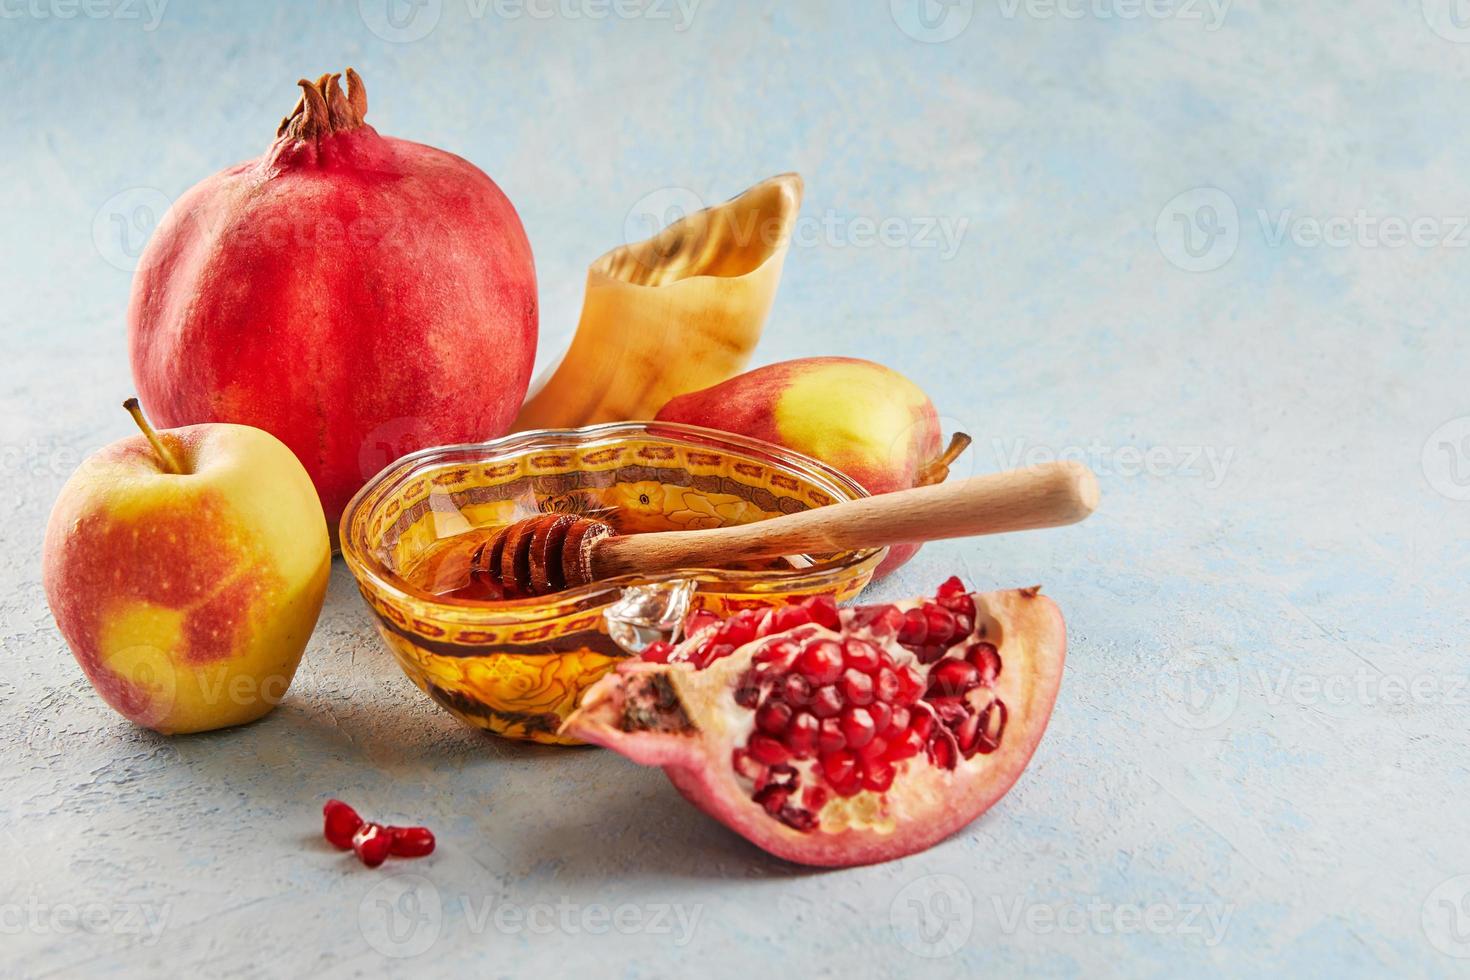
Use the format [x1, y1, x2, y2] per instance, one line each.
[339, 422, 884, 744]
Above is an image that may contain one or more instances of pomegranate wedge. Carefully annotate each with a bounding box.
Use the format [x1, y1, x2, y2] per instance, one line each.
[562, 579, 1066, 867]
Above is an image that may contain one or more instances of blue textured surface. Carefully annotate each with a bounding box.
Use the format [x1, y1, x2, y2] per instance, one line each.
[3, 1, 1469, 975]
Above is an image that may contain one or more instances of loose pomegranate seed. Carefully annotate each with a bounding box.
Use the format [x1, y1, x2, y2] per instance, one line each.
[840, 668, 874, 706]
[798, 640, 844, 685]
[748, 733, 791, 766]
[388, 826, 436, 857]
[323, 799, 363, 850]
[810, 685, 844, 719]
[352, 823, 391, 868]
[756, 700, 793, 735]
[840, 707, 876, 750]
[818, 717, 846, 753]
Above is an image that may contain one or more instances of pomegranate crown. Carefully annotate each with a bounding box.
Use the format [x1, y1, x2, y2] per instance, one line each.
[277, 68, 368, 141]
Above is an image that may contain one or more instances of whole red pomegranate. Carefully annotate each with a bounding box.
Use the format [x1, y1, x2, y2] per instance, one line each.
[128, 69, 537, 531]
[563, 578, 1066, 867]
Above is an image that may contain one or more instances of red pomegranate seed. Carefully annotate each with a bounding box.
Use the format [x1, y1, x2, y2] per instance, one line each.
[936, 575, 967, 598]
[755, 785, 790, 816]
[840, 668, 875, 706]
[925, 605, 957, 643]
[842, 637, 881, 673]
[874, 667, 901, 703]
[787, 712, 819, 757]
[927, 659, 982, 699]
[323, 799, 363, 850]
[869, 700, 893, 734]
[898, 608, 928, 646]
[883, 726, 925, 761]
[779, 806, 818, 831]
[910, 710, 935, 739]
[805, 595, 841, 630]
[862, 760, 896, 793]
[352, 823, 391, 868]
[684, 609, 721, 635]
[802, 785, 829, 811]
[848, 603, 904, 636]
[840, 707, 876, 750]
[857, 735, 889, 764]
[748, 734, 791, 766]
[818, 717, 846, 753]
[721, 613, 758, 648]
[928, 728, 959, 770]
[756, 700, 794, 735]
[783, 674, 813, 707]
[387, 826, 436, 858]
[771, 603, 813, 633]
[967, 642, 1002, 684]
[975, 700, 1008, 755]
[822, 750, 859, 788]
[799, 640, 844, 685]
[953, 709, 982, 756]
[642, 641, 674, 663]
[810, 685, 844, 719]
[757, 638, 800, 665]
[896, 667, 924, 705]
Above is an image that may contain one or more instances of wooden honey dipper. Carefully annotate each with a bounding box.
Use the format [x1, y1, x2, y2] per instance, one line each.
[464, 461, 1099, 598]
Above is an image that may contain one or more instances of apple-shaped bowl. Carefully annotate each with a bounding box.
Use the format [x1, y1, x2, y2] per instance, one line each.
[339, 421, 885, 744]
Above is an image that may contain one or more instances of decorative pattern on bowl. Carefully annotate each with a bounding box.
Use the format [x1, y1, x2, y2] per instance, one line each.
[339, 422, 884, 744]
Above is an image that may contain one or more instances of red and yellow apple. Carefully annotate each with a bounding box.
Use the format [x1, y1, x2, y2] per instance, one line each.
[654, 357, 968, 578]
[42, 400, 331, 734]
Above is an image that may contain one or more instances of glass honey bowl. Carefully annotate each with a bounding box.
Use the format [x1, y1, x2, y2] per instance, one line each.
[339, 421, 885, 745]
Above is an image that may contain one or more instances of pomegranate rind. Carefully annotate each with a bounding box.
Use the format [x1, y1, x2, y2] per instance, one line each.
[563, 588, 1066, 868]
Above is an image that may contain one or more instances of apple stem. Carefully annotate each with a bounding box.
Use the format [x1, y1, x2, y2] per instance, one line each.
[917, 432, 973, 486]
[123, 397, 184, 475]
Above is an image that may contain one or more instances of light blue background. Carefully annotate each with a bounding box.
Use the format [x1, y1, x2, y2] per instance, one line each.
[3, 0, 1468, 975]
